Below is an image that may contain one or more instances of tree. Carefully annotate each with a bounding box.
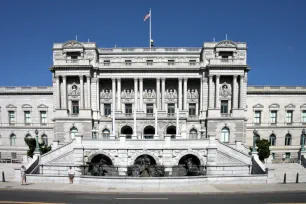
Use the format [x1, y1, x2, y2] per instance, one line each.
[24, 138, 52, 158]
[256, 139, 270, 161]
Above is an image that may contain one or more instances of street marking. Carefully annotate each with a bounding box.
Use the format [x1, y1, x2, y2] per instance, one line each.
[0, 202, 66, 204]
[115, 198, 168, 200]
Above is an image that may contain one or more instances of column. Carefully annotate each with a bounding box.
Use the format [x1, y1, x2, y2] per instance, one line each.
[161, 78, 166, 110]
[183, 78, 188, 110]
[232, 75, 237, 109]
[156, 78, 160, 110]
[176, 108, 180, 137]
[208, 75, 213, 109]
[154, 108, 158, 138]
[112, 78, 116, 111]
[96, 78, 100, 113]
[215, 75, 220, 109]
[134, 78, 138, 110]
[79, 75, 84, 109]
[178, 78, 182, 110]
[239, 75, 244, 109]
[200, 76, 203, 112]
[117, 78, 121, 111]
[62, 76, 67, 109]
[139, 78, 143, 111]
[86, 76, 91, 109]
[56, 76, 61, 109]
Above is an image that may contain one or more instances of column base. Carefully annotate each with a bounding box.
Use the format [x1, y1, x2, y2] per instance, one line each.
[154, 134, 159, 139]
[176, 135, 181, 139]
[110, 135, 116, 140]
[132, 135, 138, 139]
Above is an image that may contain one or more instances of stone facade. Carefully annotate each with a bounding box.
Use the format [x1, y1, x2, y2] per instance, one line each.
[0, 39, 305, 169]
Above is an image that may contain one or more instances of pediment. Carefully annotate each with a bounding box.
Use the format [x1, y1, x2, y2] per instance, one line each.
[216, 40, 237, 48]
[269, 103, 280, 108]
[21, 104, 32, 108]
[37, 104, 48, 108]
[300, 104, 306, 109]
[285, 103, 296, 109]
[253, 103, 264, 109]
[6, 104, 16, 108]
[62, 40, 83, 49]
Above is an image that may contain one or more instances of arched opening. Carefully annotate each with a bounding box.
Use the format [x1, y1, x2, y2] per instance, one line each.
[102, 129, 110, 140]
[10, 134, 16, 146]
[134, 154, 157, 165]
[121, 126, 133, 139]
[221, 127, 230, 143]
[41, 134, 48, 146]
[70, 127, 78, 140]
[285, 134, 292, 146]
[269, 134, 276, 146]
[189, 129, 197, 139]
[166, 126, 176, 139]
[143, 126, 155, 139]
[129, 154, 163, 177]
[88, 154, 114, 176]
[177, 154, 201, 176]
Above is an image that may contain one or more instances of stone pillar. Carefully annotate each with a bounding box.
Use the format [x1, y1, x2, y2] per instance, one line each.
[111, 78, 116, 139]
[62, 76, 67, 109]
[56, 76, 61, 109]
[134, 78, 138, 110]
[183, 78, 188, 110]
[79, 75, 84, 109]
[208, 75, 213, 109]
[154, 108, 158, 139]
[232, 75, 237, 109]
[117, 78, 121, 111]
[161, 78, 166, 110]
[176, 108, 180, 138]
[178, 78, 182, 110]
[156, 78, 160, 110]
[87, 76, 91, 109]
[215, 75, 220, 109]
[133, 109, 137, 139]
[96, 78, 100, 113]
[200, 76, 203, 113]
[239, 75, 244, 109]
[139, 78, 143, 111]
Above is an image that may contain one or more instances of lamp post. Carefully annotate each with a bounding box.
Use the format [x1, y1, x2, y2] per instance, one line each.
[302, 129, 306, 152]
[34, 129, 40, 154]
[252, 129, 258, 153]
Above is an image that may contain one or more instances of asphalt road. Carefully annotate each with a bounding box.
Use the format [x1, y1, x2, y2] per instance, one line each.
[0, 189, 306, 204]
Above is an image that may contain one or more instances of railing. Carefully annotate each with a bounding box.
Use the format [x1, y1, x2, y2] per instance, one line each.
[247, 122, 304, 127]
[99, 47, 201, 53]
[100, 112, 188, 119]
[208, 58, 246, 66]
[99, 61, 200, 68]
[0, 123, 53, 127]
[221, 113, 232, 118]
[53, 59, 91, 66]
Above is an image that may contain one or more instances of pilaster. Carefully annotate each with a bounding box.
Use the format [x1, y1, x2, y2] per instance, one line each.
[117, 78, 121, 111]
[178, 78, 183, 110]
[62, 76, 67, 109]
[183, 78, 188, 110]
[79, 75, 84, 109]
[156, 78, 160, 110]
[139, 78, 143, 111]
[86, 76, 91, 109]
[161, 78, 166, 110]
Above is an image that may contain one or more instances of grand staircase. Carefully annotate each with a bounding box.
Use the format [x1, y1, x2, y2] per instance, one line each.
[266, 163, 306, 183]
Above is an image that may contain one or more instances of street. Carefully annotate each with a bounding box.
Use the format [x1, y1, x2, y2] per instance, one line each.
[0, 189, 306, 204]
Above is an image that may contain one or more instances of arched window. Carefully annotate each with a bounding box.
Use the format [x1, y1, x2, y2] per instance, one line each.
[10, 134, 16, 146]
[285, 134, 292, 146]
[70, 127, 78, 140]
[121, 126, 133, 139]
[269, 134, 276, 146]
[41, 134, 48, 146]
[189, 129, 197, 139]
[221, 127, 230, 143]
[166, 126, 176, 139]
[102, 129, 110, 139]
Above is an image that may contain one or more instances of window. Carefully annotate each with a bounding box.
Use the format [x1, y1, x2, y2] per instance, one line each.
[146, 103, 154, 116]
[125, 104, 132, 116]
[254, 111, 261, 124]
[40, 111, 47, 124]
[285, 134, 292, 146]
[24, 111, 31, 124]
[285, 152, 291, 159]
[10, 134, 16, 146]
[189, 129, 197, 139]
[189, 103, 196, 116]
[221, 127, 230, 143]
[168, 60, 175, 65]
[41, 134, 48, 146]
[302, 110, 306, 123]
[102, 129, 110, 139]
[221, 100, 228, 114]
[189, 60, 196, 66]
[67, 52, 80, 61]
[104, 60, 110, 66]
[125, 60, 132, 66]
[270, 111, 277, 124]
[286, 110, 293, 123]
[9, 111, 15, 124]
[104, 104, 111, 116]
[168, 103, 175, 116]
[146, 60, 153, 65]
[72, 101, 79, 114]
[269, 134, 276, 146]
[219, 51, 233, 59]
[272, 153, 275, 160]
[92, 131, 97, 139]
[70, 127, 78, 140]
[300, 135, 306, 146]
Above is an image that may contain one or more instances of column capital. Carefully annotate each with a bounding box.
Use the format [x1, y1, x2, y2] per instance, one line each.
[111, 77, 116, 81]
[139, 77, 143, 81]
[86, 75, 91, 79]
[62, 75, 67, 79]
[116, 77, 121, 80]
[233, 75, 238, 79]
[156, 78, 160, 81]
[240, 74, 245, 79]
[161, 77, 166, 81]
[208, 75, 213, 78]
[216, 75, 220, 79]
[178, 77, 183, 81]
[133, 77, 139, 80]
[183, 77, 188, 81]
[79, 75, 84, 80]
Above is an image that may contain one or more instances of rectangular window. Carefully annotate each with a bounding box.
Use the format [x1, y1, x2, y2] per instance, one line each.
[168, 60, 175, 65]
[272, 153, 275, 160]
[286, 110, 293, 123]
[189, 60, 196, 66]
[24, 111, 31, 124]
[146, 103, 154, 116]
[254, 111, 261, 124]
[125, 104, 132, 116]
[104, 104, 111, 116]
[146, 60, 153, 65]
[270, 110, 277, 124]
[285, 152, 291, 159]
[125, 60, 132, 66]
[221, 100, 228, 114]
[72, 101, 79, 114]
[9, 111, 15, 124]
[302, 110, 306, 123]
[103, 60, 110, 66]
[40, 111, 47, 124]
[189, 103, 196, 116]
[168, 103, 175, 116]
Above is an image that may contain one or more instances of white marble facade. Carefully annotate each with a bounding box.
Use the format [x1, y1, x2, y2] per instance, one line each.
[0, 39, 305, 165]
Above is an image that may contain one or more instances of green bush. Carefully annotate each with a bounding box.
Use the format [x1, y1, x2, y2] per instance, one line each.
[24, 137, 52, 158]
[256, 139, 270, 161]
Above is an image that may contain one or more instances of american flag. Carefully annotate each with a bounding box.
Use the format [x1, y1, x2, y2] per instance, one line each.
[144, 12, 150, 22]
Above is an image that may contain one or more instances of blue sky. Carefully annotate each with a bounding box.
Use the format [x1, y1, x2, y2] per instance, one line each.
[0, 0, 305, 86]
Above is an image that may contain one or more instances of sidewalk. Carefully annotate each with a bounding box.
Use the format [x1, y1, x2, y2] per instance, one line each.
[1, 181, 306, 194]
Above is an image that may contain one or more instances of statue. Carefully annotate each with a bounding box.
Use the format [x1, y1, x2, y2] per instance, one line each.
[143, 88, 156, 98]
[187, 89, 199, 99]
[68, 84, 80, 96]
[165, 89, 177, 98]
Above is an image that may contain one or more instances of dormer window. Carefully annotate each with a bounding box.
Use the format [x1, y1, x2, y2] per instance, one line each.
[168, 60, 175, 65]
[104, 60, 110, 66]
[125, 60, 132, 66]
[146, 60, 153, 65]
[67, 52, 81, 61]
[189, 60, 196, 66]
[219, 51, 233, 59]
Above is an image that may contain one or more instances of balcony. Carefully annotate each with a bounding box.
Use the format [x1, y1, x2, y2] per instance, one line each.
[208, 58, 246, 66]
[99, 61, 200, 69]
[221, 113, 232, 118]
[100, 112, 188, 120]
[0, 123, 53, 128]
[53, 59, 91, 66]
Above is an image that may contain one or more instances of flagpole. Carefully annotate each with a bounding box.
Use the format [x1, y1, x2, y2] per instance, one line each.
[149, 8, 152, 48]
